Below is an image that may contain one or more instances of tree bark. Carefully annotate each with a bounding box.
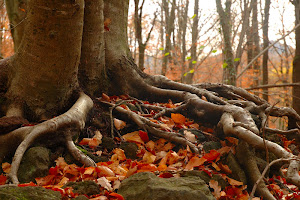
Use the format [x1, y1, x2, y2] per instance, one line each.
[78, 0, 107, 97]
[216, 0, 236, 86]
[293, 0, 300, 115]
[184, 0, 198, 84]
[161, 0, 176, 76]
[4, 0, 26, 51]
[6, 0, 84, 120]
[262, 0, 270, 101]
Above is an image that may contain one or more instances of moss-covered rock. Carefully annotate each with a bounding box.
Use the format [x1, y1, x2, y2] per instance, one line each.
[0, 186, 61, 200]
[18, 147, 51, 183]
[118, 172, 216, 200]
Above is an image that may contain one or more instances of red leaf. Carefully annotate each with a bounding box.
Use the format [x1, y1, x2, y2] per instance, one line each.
[139, 130, 149, 142]
[159, 172, 174, 178]
[18, 182, 36, 187]
[109, 192, 124, 200]
[0, 174, 7, 185]
[203, 150, 220, 161]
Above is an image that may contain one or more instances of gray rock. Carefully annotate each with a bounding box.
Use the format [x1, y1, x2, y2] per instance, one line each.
[18, 147, 51, 183]
[0, 186, 61, 200]
[118, 172, 216, 200]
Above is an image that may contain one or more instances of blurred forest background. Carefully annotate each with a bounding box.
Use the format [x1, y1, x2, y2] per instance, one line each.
[0, 0, 299, 129]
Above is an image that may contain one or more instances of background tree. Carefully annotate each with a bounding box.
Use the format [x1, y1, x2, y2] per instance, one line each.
[183, 0, 199, 84]
[134, 0, 157, 71]
[291, 0, 300, 116]
[262, 0, 271, 101]
[161, 0, 176, 76]
[4, 0, 26, 51]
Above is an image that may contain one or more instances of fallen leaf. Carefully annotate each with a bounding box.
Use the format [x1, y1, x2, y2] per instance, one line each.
[114, 118, 126, 130]
[96, 166, 115, 177]
[226, 177, 244, 186]
[0, 174, 7, 185]
[139, 130, 149, 142]
[184, 130, 197, 143]
[185, 156, 207, 170]
[142, 151, 156, 164]
[171, 113, 186, 124]
[112, 148, 127, 161]
[203, 150, 220, 162]
[97, 177, 113, 191]
[209, 179, 221, 199]
[122, 131, 144, 144]
[109, 193, 124, 200]
[2, 162, 11, 173]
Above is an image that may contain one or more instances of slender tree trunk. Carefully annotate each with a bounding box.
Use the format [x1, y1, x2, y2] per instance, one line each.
[293, 0, 300, 115]
[180, 0, 189, 82]
[216, 0, 236, 86]
[161, 0, 176, 76]
[6, 0, 84, 120]
[4, 0, 26, 51]
[185, 0, 198, 84]
[262, 0, 270, 101]
[252, 0, 260, 95]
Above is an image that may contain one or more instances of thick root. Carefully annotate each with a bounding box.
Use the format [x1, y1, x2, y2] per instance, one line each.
[7, 92, 94, 184]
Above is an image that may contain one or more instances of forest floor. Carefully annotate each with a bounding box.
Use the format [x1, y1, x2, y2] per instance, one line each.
[0, 94, 300, 200]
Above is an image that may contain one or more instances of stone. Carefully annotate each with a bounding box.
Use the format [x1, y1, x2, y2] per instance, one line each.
[18, 146, 51, 183]
[0, 186, 61, 200]
[63, 180, 100, 196]
[118, 172, 216, 200]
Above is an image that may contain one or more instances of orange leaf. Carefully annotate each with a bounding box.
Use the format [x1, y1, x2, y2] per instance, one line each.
[226, 177, 244, 186]
[185, 156, 207, 170]
[219, 163, 232, 174]
[101, 93, 111, 101]
[112, 148, 126, 161]
[114, 118, 126, 130]
[79, 138, 91, 146]
[84, 167, 96, 175]
[2, 162, 11, 173]
[88, 138, 101, 149]
[171, 113, 186, 124]
[35, 175, 55, 186]
[203, 150, 220, 161]
[122, 131, 144, 144]
[142, 151, 156, 164]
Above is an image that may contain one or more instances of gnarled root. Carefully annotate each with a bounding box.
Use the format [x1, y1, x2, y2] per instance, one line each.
[7, 92, 94, 184]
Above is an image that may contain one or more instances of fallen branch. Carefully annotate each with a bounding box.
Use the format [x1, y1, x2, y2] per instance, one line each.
[245, 83, 300, 90]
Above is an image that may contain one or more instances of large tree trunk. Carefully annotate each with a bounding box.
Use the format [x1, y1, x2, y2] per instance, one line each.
[5, 0, 84, 120]
[78, 0, 107, 97]
[4, 0, 26, 51]
[293, 0, 300, 115]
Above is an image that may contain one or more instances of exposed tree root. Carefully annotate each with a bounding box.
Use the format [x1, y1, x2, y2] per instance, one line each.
[6, 92, 94, 184]
[237, 141, 276, 200]
[100, 100, 199, 153]
[120, 69, 300, 197]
